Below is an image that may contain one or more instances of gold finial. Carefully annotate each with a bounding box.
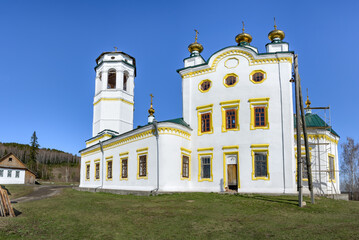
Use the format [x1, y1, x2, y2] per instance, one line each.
[194, 29, 199, 43]
[305, 88, 311, 108]
[188, 29, 203, 54]
[114, 46, 118, 52]
[235, 21, 252, 44]
[268, 17, 285, 42]
[148, 94, 155, 116]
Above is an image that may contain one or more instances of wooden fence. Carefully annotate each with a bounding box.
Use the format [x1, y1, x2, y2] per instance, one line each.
[0, 186, 15, 217]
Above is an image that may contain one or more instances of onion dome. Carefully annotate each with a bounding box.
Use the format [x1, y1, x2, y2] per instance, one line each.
[188, 29, 203, 54]
[235, 21, 252, 45]
[305, 95, 311, 109]
[268, 18, 285, 42]
[148, 94, 155, 116]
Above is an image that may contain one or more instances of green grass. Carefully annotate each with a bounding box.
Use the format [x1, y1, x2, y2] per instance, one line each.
[1, 185, 35, 199]
[0, 187, 358, 239]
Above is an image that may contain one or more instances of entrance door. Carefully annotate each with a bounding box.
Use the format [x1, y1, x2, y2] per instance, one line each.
[226, 155, 238, 190]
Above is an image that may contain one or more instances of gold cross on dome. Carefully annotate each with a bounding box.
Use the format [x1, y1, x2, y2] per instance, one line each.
[150, 94, 154, 106]
[242, 21, 245, 33]
[194, 29, 199, 43]
[114, 46, 118, 52]
[274, 17, 277, 30]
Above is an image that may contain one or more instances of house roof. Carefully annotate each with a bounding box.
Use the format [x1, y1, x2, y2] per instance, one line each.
[0, 152, 37, 176]
[294, 112, 339, 137]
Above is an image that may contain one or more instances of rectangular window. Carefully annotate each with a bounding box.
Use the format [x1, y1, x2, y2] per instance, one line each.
[226, 109, 237, 129]
[182, 155, 189, 178]
[15, 171, 20, 178]
[254, 153, 267, 178]
[86, 164, 90, 180]
[95, 162, 100, 180]
[106, 160, 113, 180]
[139, 155, 147, 177]
[196, 104, 213, 135]
[7, 170, 12, 178]
[201, 157, 211, 179]
[301, 156, 308, 180]
[201, 113, 211, 132]
[122, 158, 128, 179]
[254, 107, 266, 127]
[328, 155, 335, 181]
[0, 169, 3, 177]
[249, 98, 269, 130]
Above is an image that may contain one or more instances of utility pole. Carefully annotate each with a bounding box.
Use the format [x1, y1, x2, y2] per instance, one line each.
[294, 54, 303, 207]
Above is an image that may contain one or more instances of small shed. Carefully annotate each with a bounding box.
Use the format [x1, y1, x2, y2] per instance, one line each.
[0, 153, 36, 184]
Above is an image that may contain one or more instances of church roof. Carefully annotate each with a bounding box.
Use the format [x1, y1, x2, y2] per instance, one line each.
[294, 112, 339, 137]
[158, 118, 191, 129]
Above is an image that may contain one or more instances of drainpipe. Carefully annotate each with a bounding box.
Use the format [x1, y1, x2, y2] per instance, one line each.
[151, 120, 160, 194]
[95, 140, 104, 192]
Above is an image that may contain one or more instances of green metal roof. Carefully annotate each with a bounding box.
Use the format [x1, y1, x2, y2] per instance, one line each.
[159, 118, 191, 129]
[294, 112, 339, 137]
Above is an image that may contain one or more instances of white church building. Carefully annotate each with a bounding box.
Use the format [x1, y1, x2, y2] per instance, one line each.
[79, 25, 340, 194]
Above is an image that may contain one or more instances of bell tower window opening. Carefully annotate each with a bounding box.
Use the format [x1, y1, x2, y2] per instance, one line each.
[107, 69, 116, 89]
[123, 72, 128, 91]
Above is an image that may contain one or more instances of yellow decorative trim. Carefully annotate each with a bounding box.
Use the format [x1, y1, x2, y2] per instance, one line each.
[86, 134, 112, 145]
[249, 98, 270, 130]
[251, 144, 270, 148]
[197, 147, 214, 152]
[224, 57, 239, 69]
[198, 79, 212, 93]
[294, 134, 339, 145]
[93, 97, 134, 106]
[106, 159, 113, 181]
[94, 159, 100, 181]
[328, 153, 336, 183]
[82, 127, 191, 157]
[222, 145, 239, 150]
[180, 150, 191, 181]
[180, 147, 192, 153]
[137, 151, 148, 180]
[119, 151, 129, 156]
[223, 151, 240, 190]
[136, 147, 148, 153]
[223, 73, 239, 88]
[120, 157, 128, 181]
[198, 153, 213, 182]
[249, 70, 267, 84]
[105, 156, 113, 160]
[294, 147, 312, 182]
[220, 100, 240, 132]
[251, 148, 270, 181]
[196, 104, 213, 111]
[180, 49, 292, 79]
[85, 161, 90, 181]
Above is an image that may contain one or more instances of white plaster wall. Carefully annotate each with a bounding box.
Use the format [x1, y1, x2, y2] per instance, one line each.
[0, 169, 25, 184]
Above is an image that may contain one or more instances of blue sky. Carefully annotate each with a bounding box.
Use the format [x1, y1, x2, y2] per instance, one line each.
[0, 0, 358, 155]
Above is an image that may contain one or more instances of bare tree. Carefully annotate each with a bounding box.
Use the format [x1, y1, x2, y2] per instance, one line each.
[341, 137, 359, 198]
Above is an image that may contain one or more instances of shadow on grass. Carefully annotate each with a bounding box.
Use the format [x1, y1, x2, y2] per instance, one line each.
[237, 194, 299, 206]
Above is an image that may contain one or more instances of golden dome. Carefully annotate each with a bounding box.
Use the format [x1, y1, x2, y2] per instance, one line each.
[188, 29, 203, 54]
[235, 21, 252, 44]
[148, 94, 155, 116]
[268, 18, 285, 42]
[305, 95, 311, 108]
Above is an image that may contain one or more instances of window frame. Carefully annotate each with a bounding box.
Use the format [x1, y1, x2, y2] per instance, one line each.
[198, 151, 213, 182]
[7, 170, 12, 178]
[107, 68, 117, 89]
[106, 157, 113, 181]
[180, 147, 192, 180]
[94, 159, 100, 181]
[223, 73, 239, 88]
[250, 70, 267, 84]
[15, 170, 20, 178]
[220, 100, 240, 132]
[0, 169, 3, 177]
[137, 148, 148, 180]
[249, 98, 270, 130]
[196, 104, 213, 136]
[251, 144, 270, 181]
[120, 157, 128, 180]
[328, 153, 336, 182]
[85, 161, 90, 181]
[198, 79, 212, 93]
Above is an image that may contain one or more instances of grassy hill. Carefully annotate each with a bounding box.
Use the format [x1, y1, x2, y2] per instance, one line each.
[0, 187, 358, 239]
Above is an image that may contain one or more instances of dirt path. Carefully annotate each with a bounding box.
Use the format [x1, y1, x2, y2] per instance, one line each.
[11, 185, 72, 203]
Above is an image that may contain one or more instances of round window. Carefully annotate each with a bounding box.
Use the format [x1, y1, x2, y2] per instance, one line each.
[252, 72, 264, 82]
[225, 75, 237, 86]
[200, 80, 211, 92]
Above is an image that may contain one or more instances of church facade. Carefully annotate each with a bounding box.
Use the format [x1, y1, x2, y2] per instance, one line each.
[79, 25, 340, 194]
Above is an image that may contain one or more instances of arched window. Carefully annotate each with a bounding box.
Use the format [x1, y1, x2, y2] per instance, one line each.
[107, 69, 116, 89]
[123, 72, 128, 91]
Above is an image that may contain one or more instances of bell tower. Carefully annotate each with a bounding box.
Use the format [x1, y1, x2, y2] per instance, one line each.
[92, 49, 136, 137]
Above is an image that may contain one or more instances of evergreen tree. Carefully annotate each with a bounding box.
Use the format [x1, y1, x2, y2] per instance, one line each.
[29, 131, 40, 173]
